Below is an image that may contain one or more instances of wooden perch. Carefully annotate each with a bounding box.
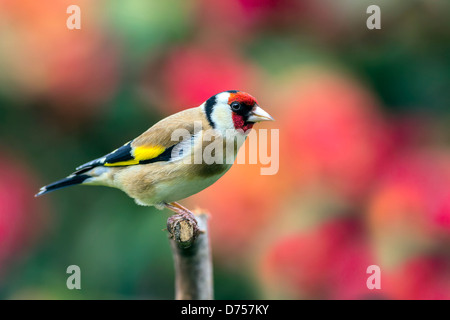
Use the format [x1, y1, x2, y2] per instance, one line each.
[167, 212, 213, 300]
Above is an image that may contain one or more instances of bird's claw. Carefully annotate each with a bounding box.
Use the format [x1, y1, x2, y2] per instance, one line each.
[167, 213, 201, 246]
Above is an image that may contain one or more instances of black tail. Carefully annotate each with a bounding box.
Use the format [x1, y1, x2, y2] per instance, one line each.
[35, 174, 90, 197]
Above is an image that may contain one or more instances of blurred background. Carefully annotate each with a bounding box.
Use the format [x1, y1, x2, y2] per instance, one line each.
[0, 0, 449, 299]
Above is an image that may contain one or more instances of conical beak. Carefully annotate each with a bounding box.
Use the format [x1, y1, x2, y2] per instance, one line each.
[247, 106, 275, 122]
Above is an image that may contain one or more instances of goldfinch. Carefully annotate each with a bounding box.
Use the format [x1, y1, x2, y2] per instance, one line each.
[36, 90, 273, 223]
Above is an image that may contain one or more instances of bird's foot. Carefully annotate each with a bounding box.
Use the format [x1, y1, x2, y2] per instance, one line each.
[165, 202, 201, 245]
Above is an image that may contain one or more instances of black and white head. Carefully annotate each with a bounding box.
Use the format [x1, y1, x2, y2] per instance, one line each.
[202, 90, 274, 135]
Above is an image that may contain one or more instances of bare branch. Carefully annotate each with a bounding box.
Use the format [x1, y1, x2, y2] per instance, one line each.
[167, 212, 213, 300]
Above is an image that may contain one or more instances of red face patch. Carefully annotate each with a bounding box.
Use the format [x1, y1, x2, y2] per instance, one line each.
[228, 92, 258, 106]
[232, 113, 254, 132]
[229, 91, 257, 131]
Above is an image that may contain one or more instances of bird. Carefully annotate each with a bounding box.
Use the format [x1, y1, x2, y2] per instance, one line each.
[36, 90, 274, 227]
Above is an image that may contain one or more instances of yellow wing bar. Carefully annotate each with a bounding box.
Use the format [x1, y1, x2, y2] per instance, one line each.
[104, 145, 166, 167]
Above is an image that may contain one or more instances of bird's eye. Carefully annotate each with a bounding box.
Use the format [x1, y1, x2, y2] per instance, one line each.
[230, 102, 241, 111]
